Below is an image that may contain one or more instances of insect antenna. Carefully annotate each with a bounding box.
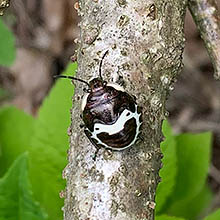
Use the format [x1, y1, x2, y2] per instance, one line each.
[53, 75, 90, 87]
[99, 50, 109, 81]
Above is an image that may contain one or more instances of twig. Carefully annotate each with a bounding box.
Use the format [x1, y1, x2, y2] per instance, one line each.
[204, 165, 220, 215]
[209, 164, 220, 184]
[188, 0, 220, 80]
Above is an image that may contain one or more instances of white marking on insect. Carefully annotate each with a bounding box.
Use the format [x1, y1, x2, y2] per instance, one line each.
[107, 83, 125, 92]
[86, 105, 142, 150]
[81, 93, 89, 111]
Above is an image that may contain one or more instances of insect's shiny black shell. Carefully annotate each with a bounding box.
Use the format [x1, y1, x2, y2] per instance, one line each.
[82, 78, 142, 150]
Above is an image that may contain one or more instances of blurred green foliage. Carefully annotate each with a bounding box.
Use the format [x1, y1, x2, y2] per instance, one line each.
[0, 63, 75, 220]
[156, 122, 214, 220]
[0, 153, 47, 220]
[204, 209, 220, 220]
[0, 106, 34, 176]
[0, 61, 219, 220]
[0, 18, 15, 66]
[29, 63, 75, 220]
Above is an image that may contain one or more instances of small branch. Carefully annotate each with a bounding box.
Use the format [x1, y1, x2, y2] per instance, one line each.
[205, 165, 220, 214]
[188, 0, 220, 80]
[0, 0, 10, 16]
[209, 164, 220, 184]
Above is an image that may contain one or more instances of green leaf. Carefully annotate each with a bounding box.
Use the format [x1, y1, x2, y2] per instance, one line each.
[0, 106, 34, 176]
[165, 132, 212, 218]
[167, 184, 212, 219]
[0, 19, 15, 66]
[29, 63, 76, 220]
[156, 120, 178, 213]
[155, 214, 186, 220]
[0, 153, 47, 220]
[204, 209, 220, 220]
[173, 132, 211, 200]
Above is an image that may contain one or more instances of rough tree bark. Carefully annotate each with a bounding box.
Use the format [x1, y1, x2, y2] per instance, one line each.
[63, 0, 187, 219]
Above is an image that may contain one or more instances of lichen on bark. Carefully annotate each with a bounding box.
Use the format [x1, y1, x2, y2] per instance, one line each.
[0, 0, 10, 16]
[63, 0, 187, 219]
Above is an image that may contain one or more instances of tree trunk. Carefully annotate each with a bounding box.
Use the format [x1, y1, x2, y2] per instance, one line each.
[63, 0, 187, 219]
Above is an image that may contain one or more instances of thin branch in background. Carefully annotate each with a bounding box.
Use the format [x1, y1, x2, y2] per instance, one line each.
[188, 0, 220, 80]
[204, 164, 220, 214]
[209, 164, 220, 184]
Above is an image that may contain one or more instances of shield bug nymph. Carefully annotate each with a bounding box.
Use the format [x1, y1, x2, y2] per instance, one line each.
[54, 51, 142, 151]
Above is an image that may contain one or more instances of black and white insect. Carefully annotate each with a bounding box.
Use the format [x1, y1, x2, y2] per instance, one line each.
[55, 51, 142, 151]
